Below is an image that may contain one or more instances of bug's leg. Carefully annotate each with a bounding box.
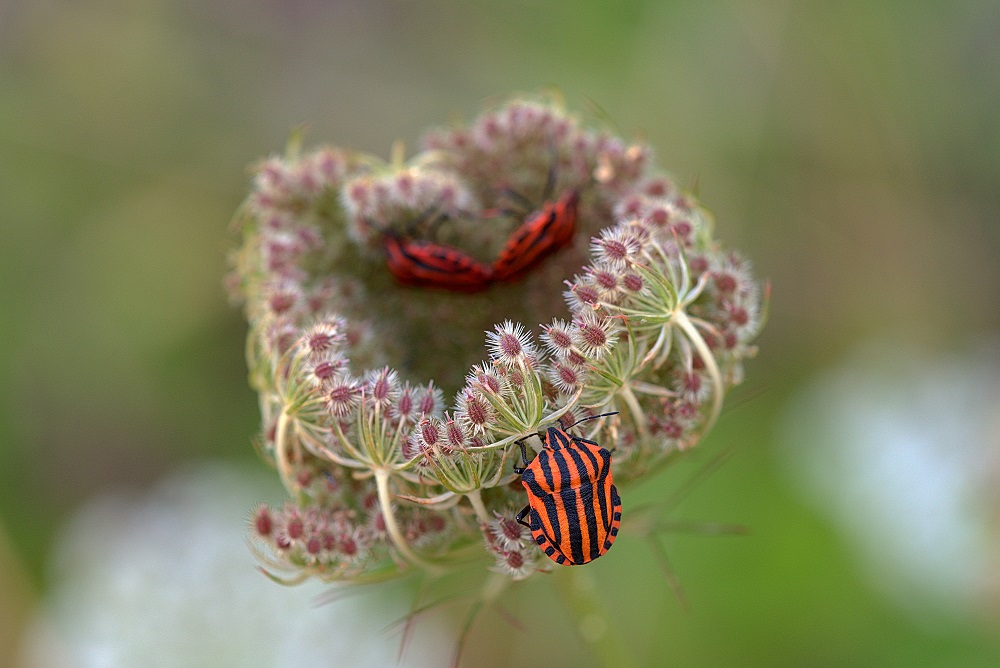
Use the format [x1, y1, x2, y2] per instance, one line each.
[405, 201, 449, 239]
[541, 140, 558, 201]
[515, 505, 532, 529]
[480, 203, 523, 221]
[498, 187, 535, 215]
[512, 439, 531, 474]
[423, 211, 449, 239]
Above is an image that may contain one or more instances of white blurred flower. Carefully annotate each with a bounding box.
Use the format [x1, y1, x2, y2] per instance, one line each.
[20, 463, 451, 668]
[780, 337, 1000, 623]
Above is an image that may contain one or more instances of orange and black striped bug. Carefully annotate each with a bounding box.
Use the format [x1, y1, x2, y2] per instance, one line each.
[491, 188, 579, 283]
[514, 412, 622, 565]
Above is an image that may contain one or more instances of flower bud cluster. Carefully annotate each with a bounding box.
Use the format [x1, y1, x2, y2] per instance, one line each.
[229, 95, 765, 585]
[558, 191, 767, 472]
[248, 474, 452, 582]
[482, 510, 537, 580]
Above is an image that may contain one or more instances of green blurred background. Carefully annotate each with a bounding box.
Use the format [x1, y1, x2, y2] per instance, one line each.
[2, 1, 998, 666]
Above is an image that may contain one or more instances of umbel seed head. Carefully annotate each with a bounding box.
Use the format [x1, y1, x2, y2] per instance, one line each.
[229, 94, 765, 585]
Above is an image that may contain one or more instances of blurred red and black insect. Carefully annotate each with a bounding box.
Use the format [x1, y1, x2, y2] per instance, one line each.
[369, 204, 494, 293]
[491, 188, 579, 283]
[381, 234, 494, 293]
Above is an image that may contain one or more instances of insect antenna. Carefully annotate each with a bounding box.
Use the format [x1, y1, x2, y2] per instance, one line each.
[494, 187, 535, 216]
[562, 411, 619, 431]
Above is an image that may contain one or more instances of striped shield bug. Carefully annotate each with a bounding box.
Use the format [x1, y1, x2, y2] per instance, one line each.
[514, 412, 621, 565]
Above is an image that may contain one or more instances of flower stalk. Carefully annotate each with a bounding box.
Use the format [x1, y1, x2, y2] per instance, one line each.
[374, 468, 444, 575]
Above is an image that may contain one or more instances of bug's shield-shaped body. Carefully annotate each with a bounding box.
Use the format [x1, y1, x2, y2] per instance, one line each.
[520, 426, 621, 565]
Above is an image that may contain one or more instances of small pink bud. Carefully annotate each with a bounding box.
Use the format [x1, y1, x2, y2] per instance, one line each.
[505, 551, 524, 570]
[476, 371, 502, 394]
[671, 220, 692, 238]
[458, 390, 493, 434]
[396, 387, 414, 419]
[321, 531, 337, 552]
[419, 418, 441, 447]
[311, 358, 342, 384]
[303, 322, 344, 355]
[713, 272, 737, 293]
[340, 536, 358, 557]
[549, 363, 582, 393]
[591, 267, 619, 293]
[542, 322, 573, 353]
[498, 516, 523, 545]
[645, 179, 669, 196]
[286, 514, 304, 540]
[727, 304, 749, 327]
[417, 382, 441, 416]
[326, 377, 360, 416]
[252, 506, 273, 537]
[572, 283, 599, 307]
[689, 255, 709, 274]
[445, 418, 466, 450]
[648, 208, 669, 227]
[622, 272, 644, 292]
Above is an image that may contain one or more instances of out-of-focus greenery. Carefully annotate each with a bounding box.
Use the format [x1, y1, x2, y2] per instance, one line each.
[1, 1, 997, 666]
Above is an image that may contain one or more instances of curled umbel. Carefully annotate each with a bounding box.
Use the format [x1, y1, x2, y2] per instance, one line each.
[228, 96, 766, 583]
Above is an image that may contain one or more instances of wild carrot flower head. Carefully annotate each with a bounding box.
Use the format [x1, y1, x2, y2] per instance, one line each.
[228, 94, 766, 587]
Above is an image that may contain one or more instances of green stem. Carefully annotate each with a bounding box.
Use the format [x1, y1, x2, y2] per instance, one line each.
[466, 488, 492, 525]
[552, 567, 636, 668]
[672, 309, 723, 440]
[274, 410, 296, 495]
[374, 468, 444, 576]
[618, 384, 649, 440]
